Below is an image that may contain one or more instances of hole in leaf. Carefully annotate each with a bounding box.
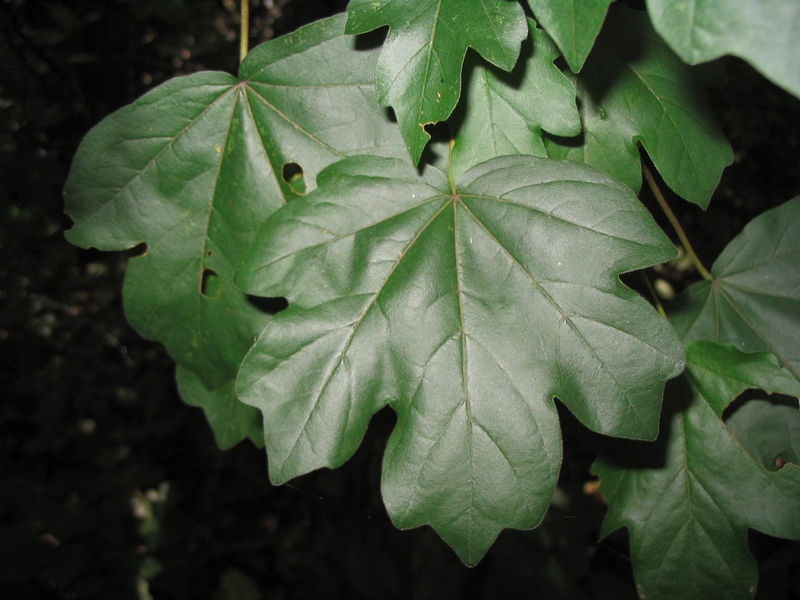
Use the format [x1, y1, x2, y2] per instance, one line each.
[126, 242, 149, 258]
[201, 269, 222, 298]
[723, 391, 799, 472]
[282, 162, 306, 195]
[385, 107, 397, 123]
[246, 295, 288, 315]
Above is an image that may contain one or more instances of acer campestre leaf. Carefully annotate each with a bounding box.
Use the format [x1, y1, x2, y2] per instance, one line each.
[647, 0, 800, 99]
[441, 21, 581, 181]
[593, 341, 800, 600]
[345, 0, 528, 164]
[176, 366, 263, 450]
[235, 154, 684, 565]
[525, 0, 613, 72]
[545, 8, 733, 208]
[726, 400, 800, 471]
[672, 197, 800, 382]
[63, 14, 406, 391]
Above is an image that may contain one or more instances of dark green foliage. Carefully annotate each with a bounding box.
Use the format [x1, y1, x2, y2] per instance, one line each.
[5, 0, 800, 597]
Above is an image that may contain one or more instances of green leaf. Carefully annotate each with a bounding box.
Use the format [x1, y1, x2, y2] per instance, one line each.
[345, 0, 528, 164]
[235, 154, 685, 565]
[593, 341, 800, 600]
[545, 8, 732, 208]
[63, 14, 406, 390]
[442, 21, 581, 181]
[672, 197, 800, 382]
[176, 366, 264, 450]
[525, 0, 613, 72]
[647, 0, 800, 99]
[726, 399, 800, 471]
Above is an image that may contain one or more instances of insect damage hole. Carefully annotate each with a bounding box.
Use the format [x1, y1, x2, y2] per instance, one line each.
[246, 295, 288, 315]
[201, 268, 222, 298]
[282, 162, 306, 195]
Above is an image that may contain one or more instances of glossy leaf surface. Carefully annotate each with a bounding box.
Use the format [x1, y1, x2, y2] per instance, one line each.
[647, 0, 800, 99]
[672, 197, 800, 381]
[545, 8, 732, 208]
[443, 22, 581, 181]
[594, 341, 800, 600]
[345, 0, 528, 164]
[63, 15, 406, 389]
[236, 154, 684, 564]
[525, 0, 613, 72]
[176, 366, 263, 450]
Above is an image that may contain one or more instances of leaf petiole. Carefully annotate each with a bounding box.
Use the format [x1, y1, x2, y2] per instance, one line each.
[643, 163, 712, 281]
[240, 0, 249, 63]
[641, 271, 667, 319]
[447, 137, 456, 196]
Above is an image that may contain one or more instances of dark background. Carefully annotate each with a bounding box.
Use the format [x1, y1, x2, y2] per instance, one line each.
[1, 1, 799, 598]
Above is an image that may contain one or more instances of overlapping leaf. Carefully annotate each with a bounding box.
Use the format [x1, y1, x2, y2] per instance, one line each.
[525, 0, 613, 72]
[726, 399, 800, 471]
[235, 154, 684, 564]
[176, 366, 263, 450]
[672, 197, 800, 381]
[545, 8, 732, 208]
[63, 15, 406, 392]
[440, 21, 581, 181]
[593, 342, 800, 600]
[647, 0, 800, 99]
[345, 0, 528, 164]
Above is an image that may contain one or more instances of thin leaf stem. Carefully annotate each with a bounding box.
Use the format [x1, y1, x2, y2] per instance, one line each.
[448, 138, 456, 195]
[641, 272, 667, 319]
[240, 0, 250, 63]
[643, 164, 713, 281]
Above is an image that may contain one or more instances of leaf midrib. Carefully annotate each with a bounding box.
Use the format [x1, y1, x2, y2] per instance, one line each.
[72, 84, 237, 227]
[456, 198, 652, 432]
[277, 198, 453, 471]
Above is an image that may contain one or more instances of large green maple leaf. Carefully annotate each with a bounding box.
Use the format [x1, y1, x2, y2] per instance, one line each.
[672, 197, 800, 382]
[525, 0, 614, 72]
[345, 0, 528, 164]
[235, 154, 685, 564]
[545, 8, 732, 208]
[63, 15, 406, 394]
[593, 342, 800, 600]
[647, 0, 800, 99]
